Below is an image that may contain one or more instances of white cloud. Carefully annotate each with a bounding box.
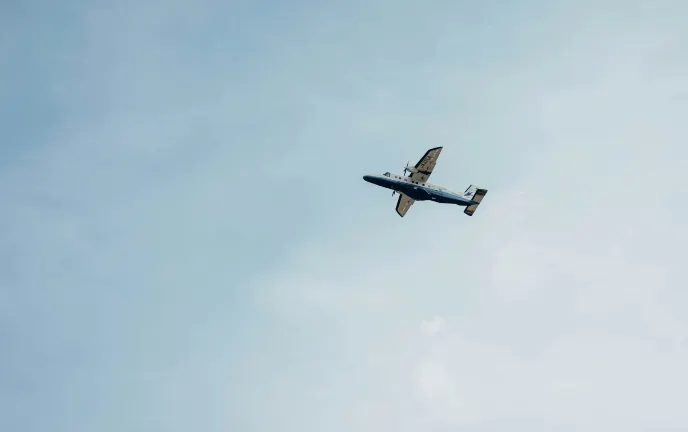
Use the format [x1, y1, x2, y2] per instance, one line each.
[420, 316, 444, 335]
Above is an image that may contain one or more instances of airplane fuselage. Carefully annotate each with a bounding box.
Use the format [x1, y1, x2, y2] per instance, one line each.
[363, 173, 478, 206]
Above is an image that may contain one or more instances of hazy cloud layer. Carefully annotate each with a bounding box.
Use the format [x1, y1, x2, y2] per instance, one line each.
[2, 1, 688, 431]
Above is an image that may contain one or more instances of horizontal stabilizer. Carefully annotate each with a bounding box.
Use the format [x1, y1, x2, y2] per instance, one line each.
[463, 188, 488, 216]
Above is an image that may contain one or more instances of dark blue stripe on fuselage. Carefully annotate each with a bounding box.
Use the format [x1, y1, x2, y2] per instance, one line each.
[363, 175, 474, 206]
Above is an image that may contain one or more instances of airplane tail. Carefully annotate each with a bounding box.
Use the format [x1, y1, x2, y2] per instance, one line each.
[462, 185, 488, 216]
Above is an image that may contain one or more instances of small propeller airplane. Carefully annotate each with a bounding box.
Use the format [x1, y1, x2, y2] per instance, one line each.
[363, 146, 488, 217]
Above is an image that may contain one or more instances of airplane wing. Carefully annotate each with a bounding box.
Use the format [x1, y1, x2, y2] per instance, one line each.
[408, 146, 442, 183]
[395, 193, 415, 217]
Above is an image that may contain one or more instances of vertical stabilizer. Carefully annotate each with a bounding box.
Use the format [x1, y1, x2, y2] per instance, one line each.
[463, 185, 478, 199]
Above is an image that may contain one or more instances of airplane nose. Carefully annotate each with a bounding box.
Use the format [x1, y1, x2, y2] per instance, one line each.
[363, 175, 372, 182]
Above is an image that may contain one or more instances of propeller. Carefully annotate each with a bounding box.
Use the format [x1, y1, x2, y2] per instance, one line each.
[403, 161, 411, 176]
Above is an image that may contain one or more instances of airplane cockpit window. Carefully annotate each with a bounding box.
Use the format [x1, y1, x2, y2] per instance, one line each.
[383, 172, 390, 177]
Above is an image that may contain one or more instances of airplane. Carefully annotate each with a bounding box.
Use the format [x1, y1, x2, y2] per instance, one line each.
[362, 146, 488, 217]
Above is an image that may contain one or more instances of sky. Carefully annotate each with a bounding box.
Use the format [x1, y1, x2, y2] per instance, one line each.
[2, 0, 688, 431]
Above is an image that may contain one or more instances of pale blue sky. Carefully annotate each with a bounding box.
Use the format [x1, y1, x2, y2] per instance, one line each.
[2, 1, 688, 431]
